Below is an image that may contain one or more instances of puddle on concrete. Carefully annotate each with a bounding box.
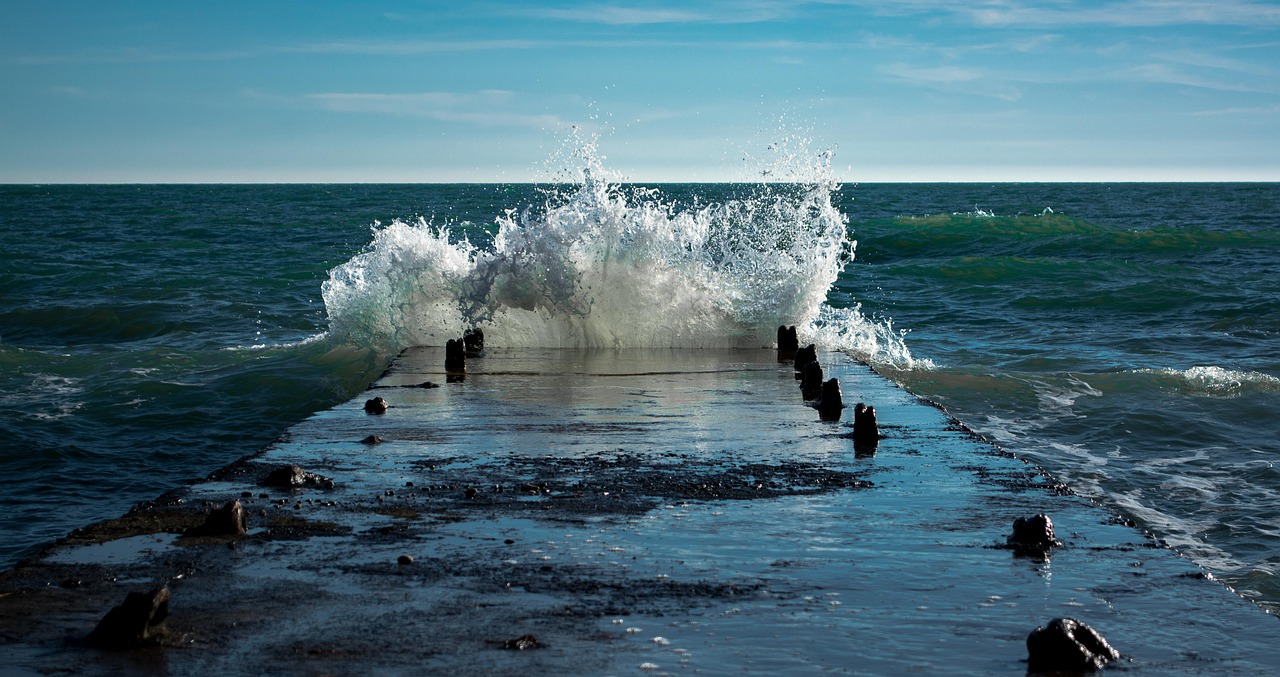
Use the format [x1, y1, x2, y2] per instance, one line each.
[45, 533, 178, 566]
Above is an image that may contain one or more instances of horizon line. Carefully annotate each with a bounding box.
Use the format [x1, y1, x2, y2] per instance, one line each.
[5, 178, 1279, 186]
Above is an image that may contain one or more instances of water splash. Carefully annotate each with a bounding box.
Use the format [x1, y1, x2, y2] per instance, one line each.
[322, 142, 919, 366]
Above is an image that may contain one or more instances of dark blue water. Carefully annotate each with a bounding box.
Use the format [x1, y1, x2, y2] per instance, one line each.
[2, 181, 1277, 614]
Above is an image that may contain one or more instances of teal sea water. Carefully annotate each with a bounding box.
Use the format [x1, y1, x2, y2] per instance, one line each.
[2, 180, 1277, 613]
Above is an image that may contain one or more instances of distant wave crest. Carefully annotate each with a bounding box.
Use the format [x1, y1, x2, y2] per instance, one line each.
[1136, 365, 1280, 396]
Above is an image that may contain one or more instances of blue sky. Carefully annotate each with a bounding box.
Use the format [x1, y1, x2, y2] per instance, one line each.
[3, 1, 1278, 182]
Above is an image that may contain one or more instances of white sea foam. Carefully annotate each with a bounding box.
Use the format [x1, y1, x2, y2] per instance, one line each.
[17, 374, 85, 420]
[1029, 374, 1102, 416]
[322, 142, 921, 367]
[1109, 489, 1245, 573]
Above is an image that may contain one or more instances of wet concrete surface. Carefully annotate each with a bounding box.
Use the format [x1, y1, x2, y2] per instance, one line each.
[1, 348, 1277, 675]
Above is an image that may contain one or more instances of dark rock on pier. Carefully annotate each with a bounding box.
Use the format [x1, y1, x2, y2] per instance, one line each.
[853, 403, 880, 448]
[777, 325, 798, 361]
[260, 464, 333, 489]
[817, 378, 844, 421]
[800, 360, 824, 401]
[793, 343, 817, 377]
[501, 634, 542, 650]
[364, 397, 388, 415]
[1008, 514, 1061, 556]
[184, 499, 247, 538]
[445, 338, 466, 373]
[1027, 617, 1120, 673]
[87, 584, 171, 648]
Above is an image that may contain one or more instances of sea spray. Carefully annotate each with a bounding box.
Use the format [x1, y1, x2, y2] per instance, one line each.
[322, 147, 920, 365]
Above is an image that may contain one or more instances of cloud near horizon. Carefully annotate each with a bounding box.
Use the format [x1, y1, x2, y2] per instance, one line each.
[307, 91, 570, 129]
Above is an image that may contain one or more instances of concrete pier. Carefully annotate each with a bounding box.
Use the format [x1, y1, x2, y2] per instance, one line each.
[1, 349, 1275, 674]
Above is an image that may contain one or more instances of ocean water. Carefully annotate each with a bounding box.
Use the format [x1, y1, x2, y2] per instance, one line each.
[2, 174, 1277, 615]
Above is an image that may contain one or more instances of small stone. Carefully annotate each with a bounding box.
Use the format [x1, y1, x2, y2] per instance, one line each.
[502, 634, 542, 650]
[261, 464, 332, 489]
[1008, 514, 1061, 554]
[364, 397, 388, 415]
[1027, 617, 1119, 672]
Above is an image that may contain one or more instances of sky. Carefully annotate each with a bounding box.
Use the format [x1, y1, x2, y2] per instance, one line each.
[2, 1, 1278, 183]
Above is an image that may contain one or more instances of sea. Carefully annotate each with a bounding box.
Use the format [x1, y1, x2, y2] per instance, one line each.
[2, 165, 1278, 614]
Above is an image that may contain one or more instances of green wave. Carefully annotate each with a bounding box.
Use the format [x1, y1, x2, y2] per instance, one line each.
[854, 211, 1280, 262]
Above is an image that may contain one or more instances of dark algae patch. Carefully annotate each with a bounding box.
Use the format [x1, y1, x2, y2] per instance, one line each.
[393, 452, 872, 518]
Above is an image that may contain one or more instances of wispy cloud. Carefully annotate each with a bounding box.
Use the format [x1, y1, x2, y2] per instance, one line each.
[880, 62, 1023, 100]
[525, 6, 708, 24]
[857, 31, 1061, 59]
[507, 2, 787, 25]
[14, 35, 841, 67]
[306, 91, 569, 128]
[957, 0, 1280, 28]
[13, 47, 259, 66]
[1154, 48, 1275, 76]
[286, 39, 544, 55]
[1116, 63, 1278, 93]
[286, 37, 841, 56]
[882, 63, 983, 84]
[1189, 103, 1280, 116]
[835, 0, 1280, 28]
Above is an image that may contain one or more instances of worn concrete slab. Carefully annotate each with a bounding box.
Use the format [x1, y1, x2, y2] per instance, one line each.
[1, 348, 1276, 675]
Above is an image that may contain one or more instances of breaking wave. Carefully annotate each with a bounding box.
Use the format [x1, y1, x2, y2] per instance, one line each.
[322, 142, 920, 367]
